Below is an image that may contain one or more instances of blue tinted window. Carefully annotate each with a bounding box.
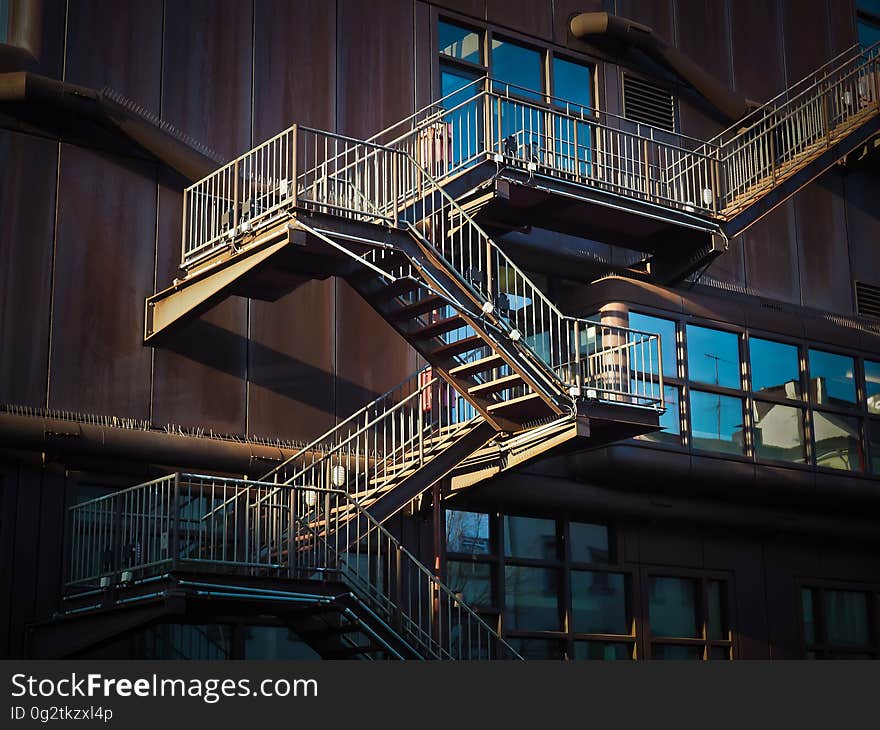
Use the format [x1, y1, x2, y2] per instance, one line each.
[0, 1, 8, 45]
[649, 576, 699, 638]
[865, 360, 880, 415]
[637, 385, 680, 445]
[687, 325, 740, 388]
[860, 18, 880, 48]
[750, 337, 800, 398]
[690, 390, 745, 454]
[809, 349, 856, 405]
[552, 57, 592, 109]
[446, 510, 490, 554]
[858, 0, 880, 15]
[813, 411, 863, 471]
[440, 65, 483, 166]
[503, 515, 557, 559]
[752, 402, 806, 463]
[825, 590, 870, 646]
[572, 642, 632, 660]
[569, 522, 610, 563]
[491, 37, 543, 100]
[447, 561, 493, 606]
[571, 571, 628, 634]
[438, 20, 481, 64]
[504, 565, 560, 630]
[629, 312, 677, 378]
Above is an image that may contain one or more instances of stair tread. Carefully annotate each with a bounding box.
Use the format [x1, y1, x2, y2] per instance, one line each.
[429, 334, 489, 360]
[388, 294, 446, 322]
[468, 373, 525, 397]
[412, 315, 468, 340]
[448, 353, 505, 378]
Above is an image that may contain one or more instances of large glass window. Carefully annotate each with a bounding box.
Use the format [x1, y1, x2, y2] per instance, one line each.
[447, 561, 493, 607]
[440, 65, 483, 167]
[491, 37, 543, 100]
[752, 401, 806, 463]
[689, 391, 746, 455]
[571, 571, 628, 634]
[750, 337, 801, 398]
[507, 637, 565, 659]
[504, 565, 560, 630]
[813, 411, 863, 471]
[686, 325, 740, 388]
[446, 510, 491, 555]
[801, 586, 879, 659]
[865, 360, 880, 415]
[858, 1, 880, 47]
[809, 349, 856, 406]
[503, 515, 558, 560]
[572, 642, 632, 660]
[647, 575, 731, 660]
[630, 312, 677, 378]
[569, 522, 610, 563]
[551, 57, 594, 176]
[0, 0, 8, 45]
[869, 421, 880, 474]
[438, 20, 481, 64]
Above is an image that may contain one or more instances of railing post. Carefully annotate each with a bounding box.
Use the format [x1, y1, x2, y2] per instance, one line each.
[573, 319, 582, 391]
[180, 189, 188, 268]
[821, 82, 831, 147]
[232, 158, 240, 238]
[391, 151, 399, 224]
[291, 124, 298, 206]
[170, 474, 180, 570]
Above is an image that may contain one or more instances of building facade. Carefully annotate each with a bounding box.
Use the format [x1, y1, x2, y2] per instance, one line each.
[1, 0, 879, 660]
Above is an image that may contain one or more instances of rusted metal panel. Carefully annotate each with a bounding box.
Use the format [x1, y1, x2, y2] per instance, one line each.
[0, 129, 55, 407]
[844, 168, 880, 290]
[248, 0, 337, 441]
[782, 0, 831, 85]
[64, 0, 163, 109]
[729, 0, 786, 102]
[741, 204, 801, 304]
[151, 1, 253, 433]
[828, 0, 857, 55]
[675, 0, 731, 141]
[430, 0, 485, 20]
[616, 0, 674, 44]
[49, 145, 155, 418]
[337, 0, 414, 138]
[415, 1, 433, 112]
[793, 171, 853, 314]
[486, 0, 552, 40]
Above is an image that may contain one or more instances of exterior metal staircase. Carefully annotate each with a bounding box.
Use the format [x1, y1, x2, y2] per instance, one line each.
[37, 473, 522, 660]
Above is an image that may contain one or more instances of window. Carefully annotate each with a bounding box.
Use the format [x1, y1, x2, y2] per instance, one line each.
[438, 20, 481, 64]
[750, 337, 801, 399]
[689, 390, 746, 455]
[446, 510, 631, 659]
[630, 312, 677, 378]
[687, 325, 740, 388]
[857, 1, 880, 48]
[809, 349, 856, 406]
[813, 411, 864, 471]
[801, 586, 879, 659]
[0, 0, 8, 45]
[490, 37, 543, 100]
[752, 401, 807, 464]
[865, 360, 880, 415]
[647, 576, 731, 660]
[869, 421, 880, 474]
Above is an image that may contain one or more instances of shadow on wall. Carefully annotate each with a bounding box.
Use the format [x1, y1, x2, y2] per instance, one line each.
[156, 317, 382, 417]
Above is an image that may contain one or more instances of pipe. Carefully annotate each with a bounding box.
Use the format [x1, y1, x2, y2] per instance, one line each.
[0, 411, 308, 474]
[570, 11, 756, 123]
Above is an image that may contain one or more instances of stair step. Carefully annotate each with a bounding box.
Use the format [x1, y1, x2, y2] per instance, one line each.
[486, 392, 547, 421]
[429, 334, 488, 361]
[388, 294, 446, 322]
[449, 353, 505, 378]
[412, 315, 467, 340]
[468, 373, 525, 397]
[373, 277, 423, 303]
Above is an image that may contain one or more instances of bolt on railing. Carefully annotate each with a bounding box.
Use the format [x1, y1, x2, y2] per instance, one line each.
[66, 473, 521, 660]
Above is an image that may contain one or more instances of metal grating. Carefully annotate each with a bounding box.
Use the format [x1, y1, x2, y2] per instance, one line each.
[622, 73, 676, 132]
[856, 281, 880, 319]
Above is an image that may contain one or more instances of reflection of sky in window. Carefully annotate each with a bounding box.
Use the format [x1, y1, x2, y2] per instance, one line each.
[687, 325, 740, 388]
[492, 38, 542, 100]
[629, 312, 677, 377]
[439, 21, 481, 64]
[750, 337, 800, 397]
[690, 391, 744, 453]
[446, 510, 490, 554]
[552, 57, 592, 110]
[865, 360, 880, 414]
[809, 349, 856, 404]
[441, 65, 479, 105]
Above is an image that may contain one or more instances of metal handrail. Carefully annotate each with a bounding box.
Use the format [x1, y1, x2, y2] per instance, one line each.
[66, 473, 522, 660]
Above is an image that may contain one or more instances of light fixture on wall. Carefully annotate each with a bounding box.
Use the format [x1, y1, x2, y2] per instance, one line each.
[331, 464, 347, 488]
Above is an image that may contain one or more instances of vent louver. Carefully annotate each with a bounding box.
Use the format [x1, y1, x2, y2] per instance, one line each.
[622, 74, 676, 132]
[856, 281, 880, 319]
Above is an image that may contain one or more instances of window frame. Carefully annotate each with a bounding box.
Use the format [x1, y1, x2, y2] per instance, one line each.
[797, 578, 880, 659]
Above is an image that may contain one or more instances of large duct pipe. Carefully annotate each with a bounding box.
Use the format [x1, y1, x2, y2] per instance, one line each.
[570, 11, 755, 123]
[0, 412, 307, 475]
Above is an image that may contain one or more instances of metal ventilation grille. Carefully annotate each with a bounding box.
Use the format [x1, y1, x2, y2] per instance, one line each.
[622, 74, 676, 132]
[856, 281, 880, 319]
